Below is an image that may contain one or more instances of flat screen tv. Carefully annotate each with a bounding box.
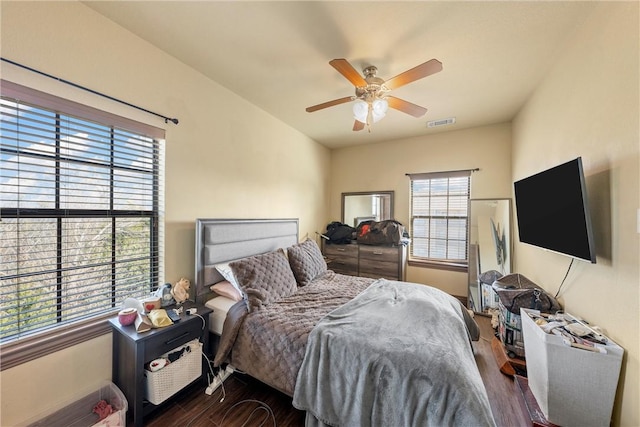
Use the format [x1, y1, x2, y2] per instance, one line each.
[514, 157, 596, 263]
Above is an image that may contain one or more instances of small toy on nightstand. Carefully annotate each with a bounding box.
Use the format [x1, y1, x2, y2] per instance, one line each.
[171, 277, 190, 304]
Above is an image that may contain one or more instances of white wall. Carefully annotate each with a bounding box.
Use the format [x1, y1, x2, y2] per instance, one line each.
[512, 3, 639, 425]
[0, 2, 330, 425]
[330, 123, 512, 297]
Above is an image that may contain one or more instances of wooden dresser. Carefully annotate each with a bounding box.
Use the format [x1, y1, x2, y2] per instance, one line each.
[323, 242, 407, 281]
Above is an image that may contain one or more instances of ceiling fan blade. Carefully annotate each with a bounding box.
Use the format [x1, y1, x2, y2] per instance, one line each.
[386, 96, 428, 118]
[384, 59, 443, 90]
[330, 59, 367, 87]
[306, 96, 353, 113]
[353, 120, 365, 131]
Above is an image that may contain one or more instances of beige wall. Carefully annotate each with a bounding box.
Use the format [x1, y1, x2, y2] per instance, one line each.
[1, 1, 638, 426]
[330, 123, 512, 296]
[0, 2, 329, 425]
[512, 3, 639, 426]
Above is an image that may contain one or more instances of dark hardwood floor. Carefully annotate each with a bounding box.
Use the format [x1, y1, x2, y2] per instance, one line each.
[474, 315, 530, 427]
[144, 315, 529, 426]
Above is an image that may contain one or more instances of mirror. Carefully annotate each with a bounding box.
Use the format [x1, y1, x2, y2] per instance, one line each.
[468, 198, 512, 315]
[342, 191, 394, 227]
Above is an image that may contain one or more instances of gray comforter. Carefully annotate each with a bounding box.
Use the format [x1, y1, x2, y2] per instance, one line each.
[225, 271, 375, 395]
[292, 279, 496, 427]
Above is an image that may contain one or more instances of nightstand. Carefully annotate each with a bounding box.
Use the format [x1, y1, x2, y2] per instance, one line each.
[109, 302, 212, 427]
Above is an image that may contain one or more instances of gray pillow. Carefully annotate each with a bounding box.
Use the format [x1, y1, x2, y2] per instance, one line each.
[287, 238, 327, 286]
[230, 249, 297, 310]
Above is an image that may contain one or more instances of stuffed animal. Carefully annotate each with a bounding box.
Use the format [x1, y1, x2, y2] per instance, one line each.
[171, 277, 190, 304]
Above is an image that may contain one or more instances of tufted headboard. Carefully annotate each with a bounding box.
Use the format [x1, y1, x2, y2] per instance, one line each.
[194, 218, 299, 303]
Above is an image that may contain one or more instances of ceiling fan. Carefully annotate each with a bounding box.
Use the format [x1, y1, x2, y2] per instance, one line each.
[306, 58, 443, 132]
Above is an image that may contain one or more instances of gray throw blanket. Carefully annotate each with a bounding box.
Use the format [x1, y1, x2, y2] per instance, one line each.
[292, 279, 496, 427]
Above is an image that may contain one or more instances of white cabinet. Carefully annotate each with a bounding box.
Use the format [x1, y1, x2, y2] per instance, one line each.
[521, 308, 623, 427]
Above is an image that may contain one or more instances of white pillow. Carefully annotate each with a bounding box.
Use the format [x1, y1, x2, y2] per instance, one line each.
[215, 262, 243, 295]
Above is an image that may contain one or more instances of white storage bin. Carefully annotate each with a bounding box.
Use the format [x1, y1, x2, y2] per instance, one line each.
[521, 308, 623, 427]
[144, 338, 202, 405]
[27, 381, 127, 427]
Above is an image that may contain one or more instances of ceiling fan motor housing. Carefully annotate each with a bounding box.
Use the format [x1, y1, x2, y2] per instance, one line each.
[357, 66, 386, 101]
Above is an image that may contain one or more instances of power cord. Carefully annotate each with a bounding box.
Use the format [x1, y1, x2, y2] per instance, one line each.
[184, 385, 226, 427]
[554, 258, 575, 298]
[190, 312, 206, 331]
[201, 352, 216, 390]
[184, 377, 277, 427]
[221, 399, 276, 427]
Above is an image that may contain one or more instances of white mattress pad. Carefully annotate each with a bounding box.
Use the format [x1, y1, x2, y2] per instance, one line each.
[204, 296, 237, 335]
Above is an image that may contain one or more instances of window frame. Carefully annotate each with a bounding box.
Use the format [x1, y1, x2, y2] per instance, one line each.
[407, 170, 471, 272]
[0, 81, 164, 370]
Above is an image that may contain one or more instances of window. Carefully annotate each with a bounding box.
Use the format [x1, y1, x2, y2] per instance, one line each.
[0, 81, 164, 367]
[408, 170, 471, 270]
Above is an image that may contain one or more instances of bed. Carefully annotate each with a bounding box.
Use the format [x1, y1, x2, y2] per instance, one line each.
[194, 218, 496, 426]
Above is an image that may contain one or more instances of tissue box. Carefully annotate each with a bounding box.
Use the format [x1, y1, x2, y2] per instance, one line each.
[521, 308, 623, 427]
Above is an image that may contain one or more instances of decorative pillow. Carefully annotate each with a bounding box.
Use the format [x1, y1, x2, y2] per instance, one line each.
[210, 280, 243, 302]
[287, 238, 327, 286]
[229, 249, 297, 310]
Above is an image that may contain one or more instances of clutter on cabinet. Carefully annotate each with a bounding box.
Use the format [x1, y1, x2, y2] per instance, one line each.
[147, 309, 173, 328]
[134, 312, 152, 333]
[117, 307, 137, 326]
[141, 296, 161, 311]
[122, 297, 145, 314]
[117, 276, 192, 333]
[154, 283, 175, 307]
[525, 310, 608, 350]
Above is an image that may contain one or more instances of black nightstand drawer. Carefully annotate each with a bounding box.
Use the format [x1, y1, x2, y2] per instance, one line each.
[144, 321, 203, 361]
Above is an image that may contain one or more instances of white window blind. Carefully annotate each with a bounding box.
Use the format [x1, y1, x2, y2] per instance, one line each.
[0, 82, 164, 343]
[408, 170, 471, 268]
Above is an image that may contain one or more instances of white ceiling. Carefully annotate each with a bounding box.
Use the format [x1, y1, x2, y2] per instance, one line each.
[84, 1, 597, 149]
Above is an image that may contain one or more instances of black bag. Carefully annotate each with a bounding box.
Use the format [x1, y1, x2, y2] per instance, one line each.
[324, 222, 355, 244]
[356, 220, 405, 245]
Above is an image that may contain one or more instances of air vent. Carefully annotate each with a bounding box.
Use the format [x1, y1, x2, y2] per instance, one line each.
[427, 117, 456, 128]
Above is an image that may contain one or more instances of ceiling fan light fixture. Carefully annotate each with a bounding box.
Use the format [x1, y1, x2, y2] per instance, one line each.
[353, 100, 368, 123]
[353, 98, 388, 124]
[372, 98, 388, 122]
